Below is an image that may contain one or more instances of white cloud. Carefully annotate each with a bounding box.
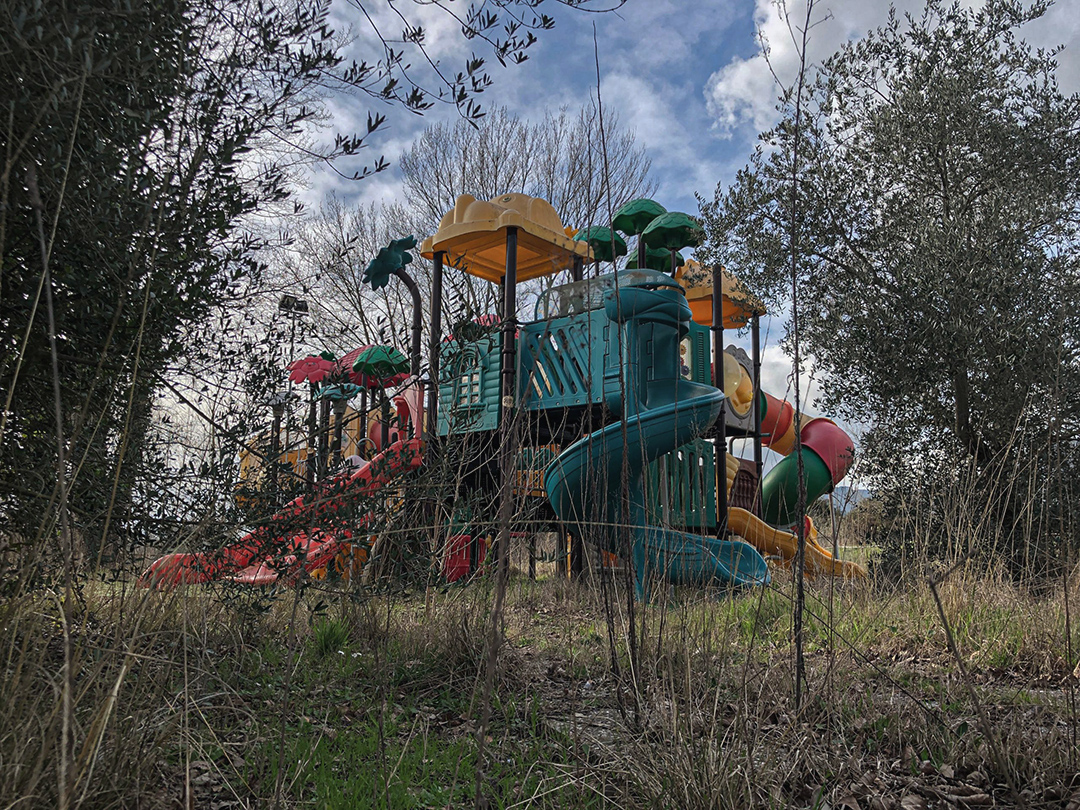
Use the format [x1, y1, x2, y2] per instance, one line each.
[705, 0, 1080, 139]
[296, 1, 763, 219]
[329, 0, 468, 66]
[589, 69, 728, 211]
[705, 0, 915, 137]
[296, 0, 1080, 226]
[587, 0, 743, 74]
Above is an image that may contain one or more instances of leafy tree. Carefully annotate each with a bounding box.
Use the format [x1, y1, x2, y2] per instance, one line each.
[699, 0, 1080, 569]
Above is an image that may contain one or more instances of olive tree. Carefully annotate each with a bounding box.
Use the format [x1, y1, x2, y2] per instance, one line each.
[699, 0, 1080, 569]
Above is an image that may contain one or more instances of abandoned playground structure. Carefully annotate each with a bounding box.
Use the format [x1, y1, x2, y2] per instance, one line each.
[140, 193, 864, 596]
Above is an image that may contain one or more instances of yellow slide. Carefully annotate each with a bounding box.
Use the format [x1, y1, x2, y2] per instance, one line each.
[727, 507, 867, 579]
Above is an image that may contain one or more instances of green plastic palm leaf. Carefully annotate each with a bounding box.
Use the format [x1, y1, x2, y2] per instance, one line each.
[612, 199, 667, 236]
[363, 235, 417, 290]
[573, 226, 628, 262]
[641, 211, 704, 252]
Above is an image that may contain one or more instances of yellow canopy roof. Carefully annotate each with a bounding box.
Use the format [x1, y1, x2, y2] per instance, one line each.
[420, 193, 592, 283]
[677, 260, 766, 329]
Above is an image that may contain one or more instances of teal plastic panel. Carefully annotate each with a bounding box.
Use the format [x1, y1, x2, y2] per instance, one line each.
[644, 438, 717, 531]
[438, 337, 501, 435]
[684, 321, 711, 384]
[517, 311, 613, 411]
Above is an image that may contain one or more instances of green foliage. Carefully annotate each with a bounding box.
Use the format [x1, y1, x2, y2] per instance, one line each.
[699, 0, 1080, 570]
[3, 0, 199, 559]
[312, 617, 351, 657]
[0, 0, 372, 560]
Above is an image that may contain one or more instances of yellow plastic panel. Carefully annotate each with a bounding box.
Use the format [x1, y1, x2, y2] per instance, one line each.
[420, 193, 592, 283]
[728, 508, 867, 579]
[722, 353, 754, 417]
[677, 260, 765, 329]
[769, 418, 798, 457]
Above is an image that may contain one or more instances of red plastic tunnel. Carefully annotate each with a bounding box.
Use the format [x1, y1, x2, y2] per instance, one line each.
[799, 418, 855, 486]
[759, 392, 794, 448]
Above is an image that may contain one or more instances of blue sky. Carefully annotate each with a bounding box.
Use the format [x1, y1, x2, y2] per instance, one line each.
[302, 0, 1080, 464]
[310, 0, 765, 214]
[310, 0, 1080, 217]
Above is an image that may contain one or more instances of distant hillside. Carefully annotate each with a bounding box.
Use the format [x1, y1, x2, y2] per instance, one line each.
[829, 485, 871, 515]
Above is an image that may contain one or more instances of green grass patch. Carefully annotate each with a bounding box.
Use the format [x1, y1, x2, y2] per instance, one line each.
[251, 713, 602, 809]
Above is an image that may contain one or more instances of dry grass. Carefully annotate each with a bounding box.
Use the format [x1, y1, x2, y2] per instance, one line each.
[2, 548, 1079, 808]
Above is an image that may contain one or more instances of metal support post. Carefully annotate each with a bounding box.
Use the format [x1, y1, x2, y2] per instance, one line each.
[270, 400, 283, 504]
[712, 265, 728, 538]
[380, 395, 390, 452]
[306, 384, 317, 489]
[570, 532, 583, 577]
[332, 399, 347, 466]
[556, 523, 568, 577]
[318, 397, 331, 479]
[392, 268, 424, 379]
[496, 228, 519, 569]
[428, 251, 444, 441]
[751, 313, 764, 514]
[358, 388, 368, 459]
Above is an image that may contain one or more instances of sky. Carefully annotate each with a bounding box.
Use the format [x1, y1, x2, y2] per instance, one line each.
[310, 0, 1080, 214]
[300, 0, 1080, 464]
